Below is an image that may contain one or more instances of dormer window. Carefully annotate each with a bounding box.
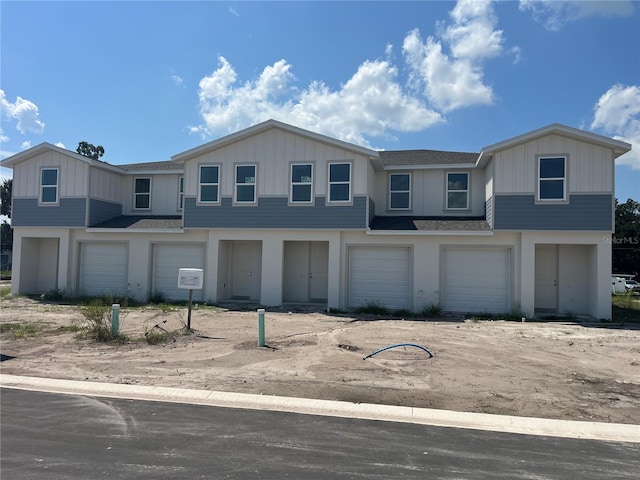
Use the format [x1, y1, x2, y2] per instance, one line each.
[446, 172, 469, 210]
[40, 168, 58, 204]
[134, 178, 151, 209]
[538, 156, 566, 201]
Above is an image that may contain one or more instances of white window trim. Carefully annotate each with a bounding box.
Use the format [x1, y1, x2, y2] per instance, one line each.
[39, 167, 59, 205]
[133, 177, 151, 210]
[388, 173, 411, 211]
[328, 162, 352, 204]
[198, 164, 221, 204]
[446, 171, 470, 211]
[234, 164, 257, 204]
[177, 176, 184, 211]
[536, 155, 568, 204]
[289, 163, 314, 204]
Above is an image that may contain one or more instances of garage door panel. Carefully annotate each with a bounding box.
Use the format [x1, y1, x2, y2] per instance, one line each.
[153, 244, 205, 301]
[443, 248, 510, 313]
[349, 247, 411, 310]
[79, 243, 128, 297]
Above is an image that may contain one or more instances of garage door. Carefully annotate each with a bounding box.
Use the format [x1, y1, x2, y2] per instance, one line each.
[349, 246, 411, 310]
[442, 247, 510, 313]
[79, 242, 128, 297]
[152, 243, 205, 301]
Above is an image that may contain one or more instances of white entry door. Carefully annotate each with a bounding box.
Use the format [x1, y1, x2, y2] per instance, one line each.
[309, 242, 329, 301]
[231, 241, 261, 300]
[535, 244, 558, 310]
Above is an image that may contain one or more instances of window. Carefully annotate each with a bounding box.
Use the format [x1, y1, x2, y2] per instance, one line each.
[389, 173, 411, 210]
[134, 178, 151, 209]
[447, 172, 469, 209]
[290, 164, 313, 203]
[328, 163, 351, 203]
[178, 177, 184, 210]
[199, 165, 219, 203]
[538, 156, 566, 201]
[235, 165, 256, 203]
[40, 168, 58, 204]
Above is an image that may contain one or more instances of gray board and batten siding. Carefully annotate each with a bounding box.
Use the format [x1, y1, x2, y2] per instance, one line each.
[493, 194, 613, 230]
[184, 196, 368, 229]
[11, 198, 87, 227]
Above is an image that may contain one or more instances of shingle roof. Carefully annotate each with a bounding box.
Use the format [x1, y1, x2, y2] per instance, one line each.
[117, 161, 182, 171]
[370, 216, 490, 231]
[89, 216, 182, 229]
[379, 150, 479, 166]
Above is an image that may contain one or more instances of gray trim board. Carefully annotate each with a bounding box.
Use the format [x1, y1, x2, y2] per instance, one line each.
[12, 198, 87, 227]
[184, 196, 367, 229]
[494, 194, 613, 230]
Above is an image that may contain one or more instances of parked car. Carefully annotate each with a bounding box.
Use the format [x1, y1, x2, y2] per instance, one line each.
[624, 279, 640, 293]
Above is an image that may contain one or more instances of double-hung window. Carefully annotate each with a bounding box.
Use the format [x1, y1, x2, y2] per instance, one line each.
[40, 168, 58, 204]
[178, 177, 184, 210]
[328, 163, 351, 203]
[538, 156, 566, 201]
[290, 163, 313, 203]
[235, 165, 256, 203]
[446, 172, 469, 210]
[134, 177, 151, 209]
[199, 165, 219, 203]
[389, 173, 411, 210]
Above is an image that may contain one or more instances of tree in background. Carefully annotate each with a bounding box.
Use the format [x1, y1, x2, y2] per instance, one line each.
[1, 179, 12, 251]
[613, 198, 640, 277]
[76, 141, 105, 160]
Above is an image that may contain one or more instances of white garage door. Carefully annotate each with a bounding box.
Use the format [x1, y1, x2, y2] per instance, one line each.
[79, 242, 128, 297]
[152, 243, 205, 301]
[349, 246, 411, 310]
[442, 247, 510, 313]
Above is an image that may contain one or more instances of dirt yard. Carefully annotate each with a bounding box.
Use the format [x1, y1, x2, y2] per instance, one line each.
[1, 294, 639, 425]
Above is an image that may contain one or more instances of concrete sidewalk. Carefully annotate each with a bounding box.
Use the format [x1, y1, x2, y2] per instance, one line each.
[1, 374, 638, 443]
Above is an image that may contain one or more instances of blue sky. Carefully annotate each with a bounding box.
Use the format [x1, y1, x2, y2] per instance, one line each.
[1, 0, 639, 203]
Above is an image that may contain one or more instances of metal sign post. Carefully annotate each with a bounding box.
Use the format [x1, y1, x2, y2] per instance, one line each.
[177, 268, 204, 331]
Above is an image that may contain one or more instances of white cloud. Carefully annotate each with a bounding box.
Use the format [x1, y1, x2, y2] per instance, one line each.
[591, 84, 640, 169]
[229, 7, 240, 17]
[520, 0, 635, 31]
[192, 56, 442, 148]
[0, 89, 45, 134]
[0, 128, 8, 144]
[171, 75, 184, 86]
[21, 140, 32, 150]
[402, 0, 505, 112]
[55, 142, 66, 149]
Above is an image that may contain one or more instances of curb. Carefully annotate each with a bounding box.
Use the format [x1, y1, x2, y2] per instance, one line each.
[1, 374, 638, 443]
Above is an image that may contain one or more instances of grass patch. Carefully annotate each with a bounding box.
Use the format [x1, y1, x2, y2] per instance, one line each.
[0, 322, 44, 338]
[419, 303, 442, 318]
[354, 302, 389, 315]
[612, 293, 640, 323]
[0, 286, 11, 298]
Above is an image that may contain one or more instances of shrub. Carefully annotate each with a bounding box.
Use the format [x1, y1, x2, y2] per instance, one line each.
[419, 303, 442, 318]
[78, 299, 118, 342]
[354, 302, 389, 315]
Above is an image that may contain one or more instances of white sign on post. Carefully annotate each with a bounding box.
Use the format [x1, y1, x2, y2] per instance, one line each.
[178, 268, 204, 290]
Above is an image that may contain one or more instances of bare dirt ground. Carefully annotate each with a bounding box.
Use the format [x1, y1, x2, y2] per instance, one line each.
[1, 295, 639, 425]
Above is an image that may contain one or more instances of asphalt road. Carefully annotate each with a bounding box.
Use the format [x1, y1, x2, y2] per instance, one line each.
[1, 388, 638, 479]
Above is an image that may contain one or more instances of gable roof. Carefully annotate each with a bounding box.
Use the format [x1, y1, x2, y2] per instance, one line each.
[480, 123, 632, 158]
[172, 119, 379, 162]
[118, 160, 182, 173]
[0, 142, 125, 174]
